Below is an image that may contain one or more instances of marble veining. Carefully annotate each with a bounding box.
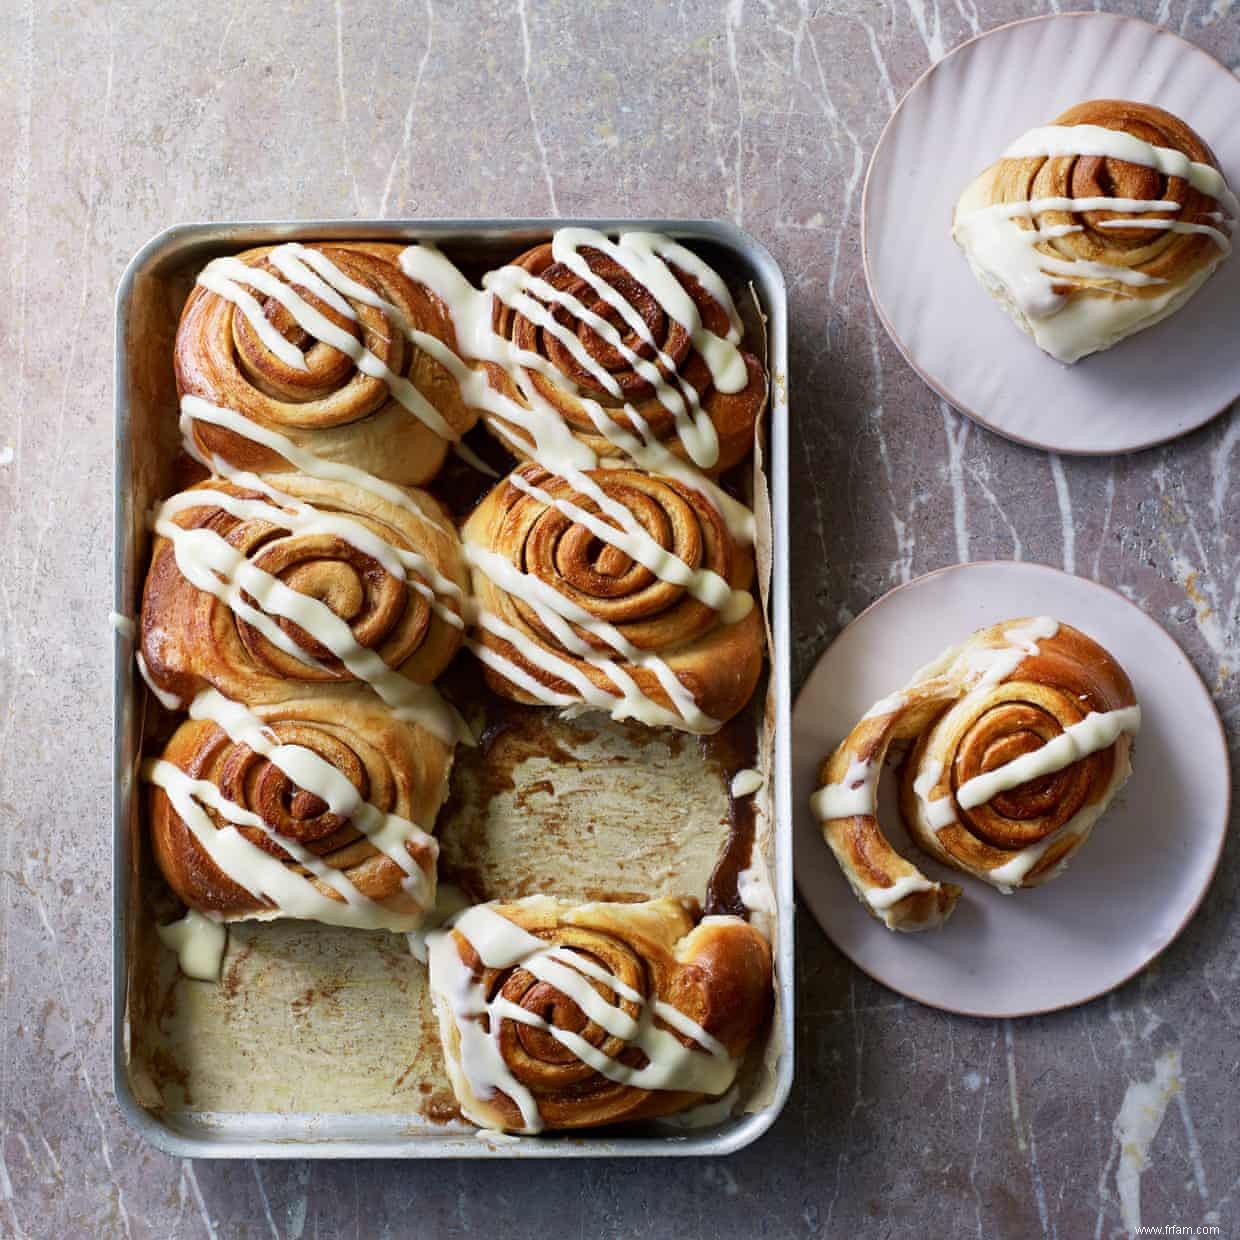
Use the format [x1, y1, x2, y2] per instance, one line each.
[0, 1, 1237, 1237]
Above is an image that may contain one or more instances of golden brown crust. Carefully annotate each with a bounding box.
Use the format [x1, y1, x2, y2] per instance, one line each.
[481, 242, 767, 476]
[964, 99, 1227, 300]
[813, 620, 1138, 932]
[177, 242, 478, 486]
[149, 691, 452, 922]
[139, 473, 467, 707]
[461, 462, 764, 728]
[432, 896, 772, 1131]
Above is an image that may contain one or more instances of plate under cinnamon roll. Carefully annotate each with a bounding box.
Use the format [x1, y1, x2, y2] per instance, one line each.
[460, 461, 764, 732]
[953, 100, 1236, 362]
[427, 895, 772, 1133]
[177, 242, 479, 485]
[810, 618, 1139, 932]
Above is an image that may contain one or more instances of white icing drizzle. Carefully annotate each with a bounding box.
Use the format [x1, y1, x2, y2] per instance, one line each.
[180, 396, 452, 536]
[399, 238, 758, 547]
[956, 705, 1141, 810]
[730, 768, 764, 798]
[185, 688, 438, 900]
[136, 651, 187, 711]
[197, 251, 456, 440]
[1002, 126, 1239, 215]
[462, 541, 717, 732]
[158, 479, 463, 630]
[986, 743, 1133, 892]
[1095, 218, 1233, 252]
[146, 758, 430, 930]
[451, 438, 502, 478]
[735, 850, 776, 943]
[913, 759, 957, 832]
[555, 230, 748, 392]
[862, 691, 907, 720]
[428, 904, 737, 1134]
[810, 756, 877, 820]
[391, 235, 758, 729]
[954, 129, 1237, 363]
[157, 909, 227, 981]
[905, 620, 1062, 835]
[960, 617, 1060, 690]
[993, 196, 1183, 219]
[468, 605, 702, 731]
[110, 611, 136, 640]
[500, 467, 752, 622]
[406, 884, 472, 964]
[152, 499, 463, 746]
[197, 261, 308, 370]
[863, 873, 935, 911]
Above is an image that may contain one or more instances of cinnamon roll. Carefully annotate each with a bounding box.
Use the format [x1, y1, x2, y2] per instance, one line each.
[471, 233, 767, 476]
[427, 896, 772, 1133]
[147, 688, 453, 932]
[460, 462, 764, 732]
[953, 100, 1236, 362]
[811, 619, 1139, 932]
[138, 472, 467, 729]
[177, 242, 479, 485]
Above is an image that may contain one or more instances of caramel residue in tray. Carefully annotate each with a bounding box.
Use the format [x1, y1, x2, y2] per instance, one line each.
[701, 708, 761, 919]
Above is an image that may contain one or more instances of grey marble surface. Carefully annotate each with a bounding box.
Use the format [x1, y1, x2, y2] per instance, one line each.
[2, 0, 1238, 1236]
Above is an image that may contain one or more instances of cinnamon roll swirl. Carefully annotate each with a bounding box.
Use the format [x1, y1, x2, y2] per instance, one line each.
[476, 233, 767, 476]
[138, 472, 467, 727]
[811, 619, 1139, 932]
[177, 242, 479, 485]
[460, 462, 764, 732]
[953, 100, 1236, 362]
[427, 896, 772, 1132]
[148, 689, 453, 931]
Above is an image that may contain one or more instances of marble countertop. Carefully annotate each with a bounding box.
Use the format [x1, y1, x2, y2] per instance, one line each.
[2, 1, 1237, 1236]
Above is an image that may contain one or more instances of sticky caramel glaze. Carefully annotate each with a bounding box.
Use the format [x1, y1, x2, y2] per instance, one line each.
[701, 706, 761, 918]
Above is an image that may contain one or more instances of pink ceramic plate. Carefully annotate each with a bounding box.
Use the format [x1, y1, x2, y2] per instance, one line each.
[792, 562, 1229, 1017]
[862, 13, 1240, 455]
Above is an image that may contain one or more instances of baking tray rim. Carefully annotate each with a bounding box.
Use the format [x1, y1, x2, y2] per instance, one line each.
[112, 217, 794, 1159]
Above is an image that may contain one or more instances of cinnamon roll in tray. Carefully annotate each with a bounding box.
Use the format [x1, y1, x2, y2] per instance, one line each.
[130, 228, 775, 1135]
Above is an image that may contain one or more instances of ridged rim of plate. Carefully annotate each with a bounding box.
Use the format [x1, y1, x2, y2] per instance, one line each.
[792, 561, 1231, 1018]
[862, 13, 1240, 456]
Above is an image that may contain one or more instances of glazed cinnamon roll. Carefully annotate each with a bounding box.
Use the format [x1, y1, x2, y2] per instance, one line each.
[138, 472, 467, 722]
[953, 100, 1236, 362]
[811, 619, 1139, 932]
[147, 688, 453, 932]
[177, 242, 478, 485]
[427, 896, 772, 1132]
[460, 462, 764, 732]
[475, 232, 767, 476]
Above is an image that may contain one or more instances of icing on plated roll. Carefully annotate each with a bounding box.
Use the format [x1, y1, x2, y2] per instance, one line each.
[427, 896, 772, 1133]
[460, 461, 765, 732]
[811, 618, 1139, 932]
[146, 688, 453, 937]
[138, 473, 467, 742]
[952, 100, 1236, 363]
[177, 242, 479, 486]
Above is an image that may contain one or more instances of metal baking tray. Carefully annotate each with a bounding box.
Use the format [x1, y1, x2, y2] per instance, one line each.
[112, 219, 793, 1158]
